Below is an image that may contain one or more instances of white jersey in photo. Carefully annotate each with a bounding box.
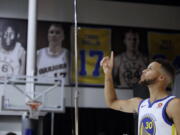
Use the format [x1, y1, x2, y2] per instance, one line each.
[37, 47, 69, 84]
[138, 96, 177, 135]
[0, 42, 26, 79]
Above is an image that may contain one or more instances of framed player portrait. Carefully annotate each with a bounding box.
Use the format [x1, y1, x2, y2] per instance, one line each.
[111, 27, 149, 89]
[36, 21, 71, 85]
[0, 18, 27, 80]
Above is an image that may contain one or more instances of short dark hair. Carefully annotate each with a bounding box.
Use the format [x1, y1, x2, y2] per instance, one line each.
[123, 29, 139, 37]
[48, 23, 64, 30]
[6, 132, 17, 135]
[154, 59, 175, 83]
[2, 22, 19, 35]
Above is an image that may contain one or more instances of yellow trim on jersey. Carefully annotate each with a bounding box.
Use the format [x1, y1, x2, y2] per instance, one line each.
[172, 124, 177, 135]
[140, 124, 143, 135]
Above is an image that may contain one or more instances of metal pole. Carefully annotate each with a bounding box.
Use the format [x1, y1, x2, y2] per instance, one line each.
[26, 0, 37, 99]
[22, 0, 39, 135]
[73, 0, 79, 135]
[22, 113, 39, 135]
[51, 113, 54, 135]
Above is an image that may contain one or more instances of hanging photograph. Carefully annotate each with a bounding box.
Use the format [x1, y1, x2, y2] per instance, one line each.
[36, 21, 71, 85]
[111, 27, 149, 89]
[0, 18, 27, 81]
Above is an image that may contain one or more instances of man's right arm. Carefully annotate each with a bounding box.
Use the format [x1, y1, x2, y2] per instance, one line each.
[104, 73, 142, 113]
[101, 52, 142, 113]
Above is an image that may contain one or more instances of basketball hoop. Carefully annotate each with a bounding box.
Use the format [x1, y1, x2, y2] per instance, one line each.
[26, 100, 42, 119]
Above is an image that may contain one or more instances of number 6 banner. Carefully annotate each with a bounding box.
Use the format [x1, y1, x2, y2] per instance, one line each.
[71, 27, 111, 86]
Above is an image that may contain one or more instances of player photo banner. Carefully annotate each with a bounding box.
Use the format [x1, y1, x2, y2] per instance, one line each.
[71, 27, 111, 86]
[0, 18, 27, 81]
[148, 32, 180, 70]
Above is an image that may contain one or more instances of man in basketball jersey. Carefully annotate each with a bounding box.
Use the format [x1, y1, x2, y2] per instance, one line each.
[100, 52, 180, 135]
[0, 23, 26, 79]
[37, 23, 69, 84]
[113, 30, 147, 88]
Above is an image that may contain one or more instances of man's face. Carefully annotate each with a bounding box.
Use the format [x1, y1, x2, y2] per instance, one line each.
[139, 62, 162, 86]
[124, 32, 140, 52]
[3, 26, 16, 47]
[48, 25, 64, 45]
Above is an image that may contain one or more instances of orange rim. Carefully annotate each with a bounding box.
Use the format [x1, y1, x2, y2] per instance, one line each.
[26, 101, 42, 110]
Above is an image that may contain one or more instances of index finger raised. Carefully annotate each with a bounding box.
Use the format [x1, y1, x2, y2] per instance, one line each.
[110, 51, 114, 66]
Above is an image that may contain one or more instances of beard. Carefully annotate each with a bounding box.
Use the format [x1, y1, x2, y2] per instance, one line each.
[139, 78, 157, 86]
[2, 38, 16, 51]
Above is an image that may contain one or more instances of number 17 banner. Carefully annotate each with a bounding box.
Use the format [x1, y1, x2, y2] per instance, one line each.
[71, 27, 111, 86]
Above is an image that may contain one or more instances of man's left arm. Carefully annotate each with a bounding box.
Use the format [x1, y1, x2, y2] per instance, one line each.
[167, 98, 180, 135]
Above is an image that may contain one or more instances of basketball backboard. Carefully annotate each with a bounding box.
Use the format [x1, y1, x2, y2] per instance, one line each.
[0, 76, 65, 113]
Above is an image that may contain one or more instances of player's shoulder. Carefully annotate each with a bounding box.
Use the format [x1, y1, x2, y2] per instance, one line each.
[15, 42, 23, 49]
[130, 97, 144, 113]
[62, 48, 68, 53]
[37, 47, 47, 54]
[115, 53, 125, 58]
[135, 97, 144, 105]
[15, 42, 25, 53]
[166, 97, 180, 114]
[168, 97, 180, 108]
[38, 47, 47, 52]
[114, 53, 125, 63]
[61, 48, 69, 58]
[166, 97, 180, 119]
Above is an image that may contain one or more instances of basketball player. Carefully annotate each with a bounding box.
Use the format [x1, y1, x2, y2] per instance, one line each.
[37, 23, 69, 84]
[0, 23, 26, 79]
[113, 30, 147, 88]
[100, 52, 180, 135]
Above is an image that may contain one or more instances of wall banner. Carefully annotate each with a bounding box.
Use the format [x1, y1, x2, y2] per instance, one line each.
[148, 32, 180, 71]
[71, 27, 111, 86]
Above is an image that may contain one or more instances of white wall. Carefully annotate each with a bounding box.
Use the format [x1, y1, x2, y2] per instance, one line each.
[0, 115, 21, 132]
[0, 0, 180, 30]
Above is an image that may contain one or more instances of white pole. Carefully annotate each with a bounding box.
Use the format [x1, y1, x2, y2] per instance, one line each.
[22, 2, 38, 135]
[26, 0, 37, 99]
[73, 0, 79, 135]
